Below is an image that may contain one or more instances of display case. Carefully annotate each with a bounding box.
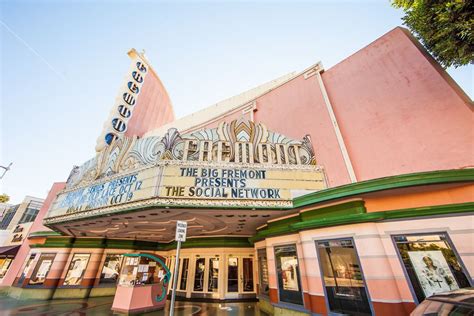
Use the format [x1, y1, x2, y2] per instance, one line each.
[112, 253, 170, 314]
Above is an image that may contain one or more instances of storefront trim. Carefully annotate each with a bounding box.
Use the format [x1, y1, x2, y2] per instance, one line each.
[250, 202, 474, 243]
[294, 169, 474, 208]
[31, 236, 253, 250]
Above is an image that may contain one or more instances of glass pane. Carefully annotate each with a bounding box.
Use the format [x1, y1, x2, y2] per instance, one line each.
[193, 258, 205, 291]
[118, 255, 166, 286]
[243, 258, 254, 292]
[179, 258, 189, 291]
[227, 257, 239, 292]
[99, 254, 123, 284]
[18, 254, 36, 285]
[29, 253, 56, 285]
[0, 258, 13, 278]
[258, 249, 269, 296]
[394, 233, 471, 303]
[208, 258, 219, 292]
[274, 244, 303, 305]
[64, 254, 90, 286]
[317, 239, 371, 315]
[170, 258, 180, 289]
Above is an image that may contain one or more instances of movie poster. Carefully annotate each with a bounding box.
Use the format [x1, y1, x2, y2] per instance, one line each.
[64, 254, 90, 286]
[280, 256, 299, 291]
[408, 250, 459, 298]
[29, 254, 55, 285]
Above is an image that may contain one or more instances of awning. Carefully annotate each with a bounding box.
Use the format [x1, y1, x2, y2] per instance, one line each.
[0, 245, 20, 257]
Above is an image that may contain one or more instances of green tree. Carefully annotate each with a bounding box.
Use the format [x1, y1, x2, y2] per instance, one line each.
[392, 0, 473, 68]
[0, 194, 10, 203]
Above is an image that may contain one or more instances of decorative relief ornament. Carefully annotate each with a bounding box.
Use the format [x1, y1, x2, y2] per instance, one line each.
[66, 118, 317, 189]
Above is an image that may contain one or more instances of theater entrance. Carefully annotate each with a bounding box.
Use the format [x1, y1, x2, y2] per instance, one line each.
[167, 249, 256, 301]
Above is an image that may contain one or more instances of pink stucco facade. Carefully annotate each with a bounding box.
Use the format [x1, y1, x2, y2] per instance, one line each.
[2, 27, 472, 316]
[125, 69, 175, 138]
[252, 27, 473, 187]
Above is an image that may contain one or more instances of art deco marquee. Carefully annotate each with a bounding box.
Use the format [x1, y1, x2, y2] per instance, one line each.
[44, 118, 326, 227]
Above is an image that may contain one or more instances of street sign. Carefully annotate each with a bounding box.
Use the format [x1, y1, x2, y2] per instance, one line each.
[175, 220, 187, 242]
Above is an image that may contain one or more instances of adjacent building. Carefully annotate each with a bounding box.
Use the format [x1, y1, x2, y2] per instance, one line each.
[0, 196, 44, 281]
[1, 27, 472, 316]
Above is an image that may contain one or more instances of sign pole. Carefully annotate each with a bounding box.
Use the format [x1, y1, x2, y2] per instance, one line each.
[170, 220, 187, 316]
[169, 240, 181, 316]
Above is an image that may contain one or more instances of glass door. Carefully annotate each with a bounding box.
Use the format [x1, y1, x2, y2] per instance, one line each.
[242, 258, 254, 292]
[191, 256, 220, 298]
[227, 257, 239, 293]
[226, 256, 256, 298]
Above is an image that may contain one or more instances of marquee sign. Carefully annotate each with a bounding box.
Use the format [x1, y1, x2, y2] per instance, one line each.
[45, 118, 326, 223]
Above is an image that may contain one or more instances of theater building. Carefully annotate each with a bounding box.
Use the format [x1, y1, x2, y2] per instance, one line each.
[1, 27, 473, 316]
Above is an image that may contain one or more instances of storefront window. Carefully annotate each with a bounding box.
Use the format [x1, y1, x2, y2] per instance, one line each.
[257, 248, 270, 296]
[99, 254, 123, 284]
[317, 239, 371, 316]
[208, 258, 219, 292]
[193, 258, 205, 291]
[394, 233, 471, 303]
[179, 258, 189, 291]
[274, 244, 303, 305]
[64, 253, 90, 286]
[29, 253, 55, 285]
[118, 255, 166, 286]
[18, 254, 36, 285]
[0, 257, 13, 278]
[228, 257, 239, 292]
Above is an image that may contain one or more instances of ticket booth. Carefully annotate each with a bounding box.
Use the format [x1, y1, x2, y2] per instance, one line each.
[112, 253, 170, 314]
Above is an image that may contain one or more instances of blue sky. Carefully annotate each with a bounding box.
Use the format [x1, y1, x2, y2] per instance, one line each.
[1, 1, 472, 204]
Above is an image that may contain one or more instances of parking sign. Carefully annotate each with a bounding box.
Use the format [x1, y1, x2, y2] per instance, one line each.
[175, 221, 187, 242]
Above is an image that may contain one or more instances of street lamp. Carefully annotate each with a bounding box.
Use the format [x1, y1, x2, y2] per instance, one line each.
[0, 162, 13, 180]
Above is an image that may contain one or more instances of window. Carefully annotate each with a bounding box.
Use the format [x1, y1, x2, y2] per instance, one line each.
[274, 244, 303, 305]
[193, 258, 205, 291]
[63, 254, 90, 286]
[0, 205, 19, 229]
[317, 239, 372, 316]
[18, 254, 36, 285]
[394, 233, 472, 303]
[118, 255, 167, 287]
[257, 248, 270, 296]
[179, 258, 189, 291]
[99, 254, 123, 284]
[18, 207, 40, 224]
[208, 258, 219, 292]
[29, 253, 56, 285]
[0, 257, 13, 278]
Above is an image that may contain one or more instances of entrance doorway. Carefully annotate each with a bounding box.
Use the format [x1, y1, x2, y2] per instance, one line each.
[225, 256, 255, 299]
[166, 249, 256, 301]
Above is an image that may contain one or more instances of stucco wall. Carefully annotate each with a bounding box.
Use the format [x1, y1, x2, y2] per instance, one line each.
[125, 70, 175, 138]
[321, 27, 473, 182]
